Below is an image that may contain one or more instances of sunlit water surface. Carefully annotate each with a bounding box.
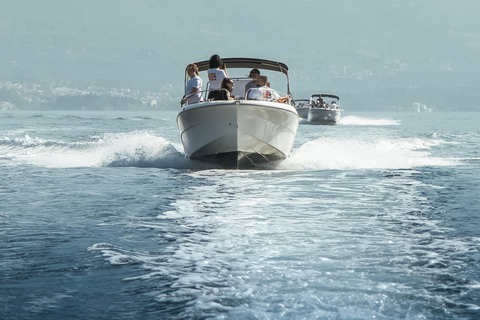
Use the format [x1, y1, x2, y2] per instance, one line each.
[1, 110, 479, 319]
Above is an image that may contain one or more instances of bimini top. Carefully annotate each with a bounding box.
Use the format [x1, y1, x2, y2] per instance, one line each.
[191, 58, 289, 75]
[312, 94, 340, 101]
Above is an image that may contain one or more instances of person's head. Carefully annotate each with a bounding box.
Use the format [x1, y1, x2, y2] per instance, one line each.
[249, 69, 260, 79]
[186, 64, 199, 78]
[221, 78, 234, 92]
[209, 54, 222, 69]
[256, 75, 268, 87]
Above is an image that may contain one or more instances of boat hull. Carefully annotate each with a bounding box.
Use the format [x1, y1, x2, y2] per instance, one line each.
[308, 108, 341, 125]
[177, 100, 299, 169]
[296, 107, 309, 119]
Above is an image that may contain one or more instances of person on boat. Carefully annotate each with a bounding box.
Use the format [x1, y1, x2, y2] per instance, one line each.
[215, 78, 235, 101]
[247, 75, 290, 103]
[181, 64, 204, 105]
[207, 54, 228, 100]
[316, 97, 326, 108]
[245, 69, 260, 95]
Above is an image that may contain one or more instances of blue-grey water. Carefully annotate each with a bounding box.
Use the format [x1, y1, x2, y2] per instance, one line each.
[1, 110, 479, 319]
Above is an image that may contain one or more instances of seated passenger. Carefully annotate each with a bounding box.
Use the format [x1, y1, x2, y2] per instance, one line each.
[247, 75, 290, 103]
[215, 78, 235, 101]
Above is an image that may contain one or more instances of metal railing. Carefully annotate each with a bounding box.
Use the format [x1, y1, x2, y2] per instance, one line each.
[181, 81, 292, 106]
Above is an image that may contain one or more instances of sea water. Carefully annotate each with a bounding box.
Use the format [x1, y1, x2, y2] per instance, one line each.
[1, 110, 479, 319]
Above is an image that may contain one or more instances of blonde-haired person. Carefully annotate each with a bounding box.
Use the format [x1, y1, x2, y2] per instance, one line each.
[181, 64, 204, 105]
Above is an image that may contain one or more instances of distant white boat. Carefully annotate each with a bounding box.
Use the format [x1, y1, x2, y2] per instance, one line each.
[413, 102, 432, 112]
[177, 58, 299, 169]
[293, 99, 309, 119]
[307, 94, 341, 125]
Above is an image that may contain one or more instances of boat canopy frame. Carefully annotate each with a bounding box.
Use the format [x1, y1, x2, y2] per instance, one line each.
[311, 94, 340, 101]
[185, 58, 291, 96]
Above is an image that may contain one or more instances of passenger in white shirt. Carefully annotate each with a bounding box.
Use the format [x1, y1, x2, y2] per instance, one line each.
[207, 54, 228, 100]
[181, 64, 204, 105]
[247, 75, 290, 103]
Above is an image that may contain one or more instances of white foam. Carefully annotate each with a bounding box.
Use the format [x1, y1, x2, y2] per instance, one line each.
[339, 115, 401, 126]
[3, 132, 190, 168]
[278, 137, 457, 170]
[2, 131, 458, 171]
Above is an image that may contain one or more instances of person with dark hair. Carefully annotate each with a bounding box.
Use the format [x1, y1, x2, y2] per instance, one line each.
[181, 63, 203, 105]
[207, 54, 228, 100]
[216, 78, 234, 101]
[245, 69, 260, 95]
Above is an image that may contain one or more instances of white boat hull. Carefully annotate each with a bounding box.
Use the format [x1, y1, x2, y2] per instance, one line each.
[296, 107, 309, 119]
[177, 100, 299, 168]
[308, 108, 341, 125]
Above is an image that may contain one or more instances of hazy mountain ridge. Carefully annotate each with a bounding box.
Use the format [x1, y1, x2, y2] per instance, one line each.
[0, 81, 173, 111]
[1, 0, 479, 110]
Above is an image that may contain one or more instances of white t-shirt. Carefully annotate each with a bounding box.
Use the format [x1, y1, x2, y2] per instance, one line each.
[247, 86, 280, 101]
[207, 68, 227, 90]
[185, 75, 203, 104]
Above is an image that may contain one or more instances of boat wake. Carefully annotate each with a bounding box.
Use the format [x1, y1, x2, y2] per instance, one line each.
[1, 132, 458, 170]
[339, 115, 401, 126]
[0, 132, 194, 169]
[276, 136, 458, 170]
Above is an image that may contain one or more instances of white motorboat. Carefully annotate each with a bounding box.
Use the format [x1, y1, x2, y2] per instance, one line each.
[307, 94, 341, 125]
[177, 58, 299, 169]
[293, 99, 309, 119]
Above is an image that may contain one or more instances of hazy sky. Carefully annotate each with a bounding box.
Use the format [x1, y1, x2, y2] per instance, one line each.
[1, 0, 479, 108]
